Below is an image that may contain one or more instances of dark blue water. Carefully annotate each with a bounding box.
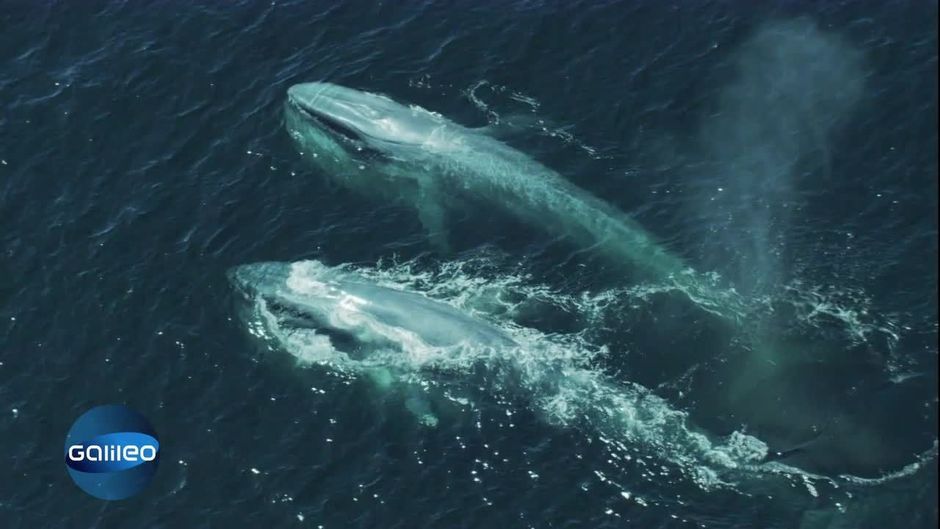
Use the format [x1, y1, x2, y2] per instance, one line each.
[1, 2, 936, 528]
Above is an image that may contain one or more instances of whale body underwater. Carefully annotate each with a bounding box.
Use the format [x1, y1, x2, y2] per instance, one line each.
[284, 82, 740, 318]
[230, 259, 938, 495]
[229, 260, 778, 481]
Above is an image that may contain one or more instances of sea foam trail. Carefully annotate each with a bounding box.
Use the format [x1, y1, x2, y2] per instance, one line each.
[231, 258, 930, 495]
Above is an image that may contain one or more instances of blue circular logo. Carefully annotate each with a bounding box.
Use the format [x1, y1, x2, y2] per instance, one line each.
[64, 405, 160, 500]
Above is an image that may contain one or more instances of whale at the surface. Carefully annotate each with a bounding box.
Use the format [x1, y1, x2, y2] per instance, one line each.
[229, 259, 522, 426]
[284, 82, 741, 318]
[229, 260, 517, 372]
[231, 259, 937, 490]
[229, 259, 862, 488]
[229, 260, 761, 469]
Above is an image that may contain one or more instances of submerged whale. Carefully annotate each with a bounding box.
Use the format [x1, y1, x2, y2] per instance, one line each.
[231, 260, 936, 489]
[228, 259, 849, 487]
[284, 82, 740, 317]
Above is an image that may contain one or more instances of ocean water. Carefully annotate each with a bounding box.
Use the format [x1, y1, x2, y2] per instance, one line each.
[0, 1, 937, 528]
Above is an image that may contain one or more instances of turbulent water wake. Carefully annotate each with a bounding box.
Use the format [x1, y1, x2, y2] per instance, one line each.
[233, 254, 932, 501]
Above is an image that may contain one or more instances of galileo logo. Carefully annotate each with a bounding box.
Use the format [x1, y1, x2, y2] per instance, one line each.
[64, 405, 160, 500]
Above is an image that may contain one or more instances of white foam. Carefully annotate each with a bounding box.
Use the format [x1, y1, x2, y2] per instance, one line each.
[237, 256, 934, 494]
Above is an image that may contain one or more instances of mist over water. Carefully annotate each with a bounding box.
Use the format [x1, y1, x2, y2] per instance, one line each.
[695, 19, 865, 295]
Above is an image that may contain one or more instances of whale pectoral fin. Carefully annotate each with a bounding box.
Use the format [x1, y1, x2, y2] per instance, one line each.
[416, 185, 451, 252]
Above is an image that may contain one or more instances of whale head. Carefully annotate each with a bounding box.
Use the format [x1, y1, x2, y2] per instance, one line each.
[229, 260, 393, 365]
[230, 261, 517, 370]
[286, 83, 447, 162]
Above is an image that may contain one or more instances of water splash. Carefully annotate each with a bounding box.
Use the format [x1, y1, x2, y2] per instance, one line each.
[233, 255, 931, 498]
